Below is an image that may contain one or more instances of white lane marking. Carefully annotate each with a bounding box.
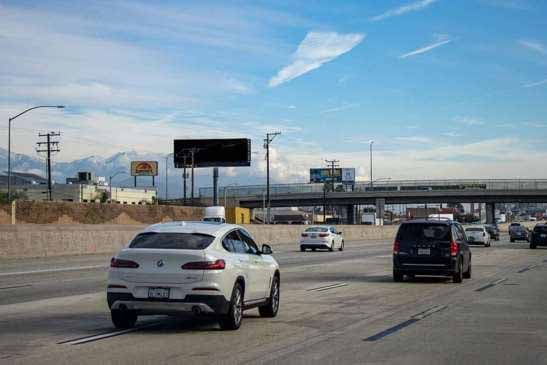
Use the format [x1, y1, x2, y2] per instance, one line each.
[314, 283, 348, 292]
[492, 278, 507, 285]
[0, 265, 107, 277]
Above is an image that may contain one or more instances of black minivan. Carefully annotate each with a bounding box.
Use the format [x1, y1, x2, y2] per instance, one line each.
[393, 219, 472, 283]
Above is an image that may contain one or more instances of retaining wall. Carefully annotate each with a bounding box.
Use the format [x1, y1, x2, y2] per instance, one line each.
[0, 224, 398, 259]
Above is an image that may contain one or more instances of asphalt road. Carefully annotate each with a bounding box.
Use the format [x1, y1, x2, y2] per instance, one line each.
[1, 236, 546, 364]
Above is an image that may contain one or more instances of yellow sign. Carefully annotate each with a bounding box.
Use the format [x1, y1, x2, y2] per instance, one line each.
[131, 161, 158, 176]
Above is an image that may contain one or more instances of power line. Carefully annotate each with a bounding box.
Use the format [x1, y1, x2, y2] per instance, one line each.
[36, 132, 61, 201]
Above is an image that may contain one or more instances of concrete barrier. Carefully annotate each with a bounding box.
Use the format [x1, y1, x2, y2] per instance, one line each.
[0, 224, 399, 259]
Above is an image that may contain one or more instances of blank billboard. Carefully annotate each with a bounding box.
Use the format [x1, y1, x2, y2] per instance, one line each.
[174, 139, 251, 168]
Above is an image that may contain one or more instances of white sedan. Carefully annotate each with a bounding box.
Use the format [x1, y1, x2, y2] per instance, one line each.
[299, 226, 344, 252]
[107, 221, 280, 330]
[465, 225, 491, 247]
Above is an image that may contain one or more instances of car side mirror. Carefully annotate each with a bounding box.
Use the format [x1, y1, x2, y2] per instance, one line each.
[338, 231, 343, 235]
[262, 244, 273, 255]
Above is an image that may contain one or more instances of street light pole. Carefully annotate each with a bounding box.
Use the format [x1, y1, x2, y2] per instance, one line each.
[264, 131, 281, 224]
[7, 105, 64, 202]
[369, 140, 374, 191]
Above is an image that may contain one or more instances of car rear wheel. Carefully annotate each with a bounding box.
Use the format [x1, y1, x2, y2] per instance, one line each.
[111, 309, 137, 329]
[453, 259, 463, 283]
[259, 276, 280, 318]
[339, 241, 344, 251]
[219, 283, 243, 330]
[463, 259, 472, 279]
[393, 270, 404, 282]
[300, 246, 305, 252]
[510, 238, 515, 242]
[530, 243, 537, 249]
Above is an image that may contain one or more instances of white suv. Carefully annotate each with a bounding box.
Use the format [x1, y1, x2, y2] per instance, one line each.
[107, 222, 280, 330]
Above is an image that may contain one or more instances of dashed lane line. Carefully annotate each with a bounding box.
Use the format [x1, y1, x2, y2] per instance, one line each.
[0, 265, 107, 277]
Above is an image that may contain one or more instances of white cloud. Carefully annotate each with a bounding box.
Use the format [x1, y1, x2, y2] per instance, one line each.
[370, 0, 439, 22]
[523, 78, 547, 88]
[320, 103, 359, 114]
[454, 116, 485, 126]
[522, 122, 547, 128]
[442, 131, 462, 137]
[268, 31, 365, 87]
[395, 136, 432, 143]
[518, 39, 547, 55]
[400, 37, 452, 59]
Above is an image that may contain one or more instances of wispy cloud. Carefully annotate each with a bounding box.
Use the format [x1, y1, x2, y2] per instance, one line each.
[268, 31, 365, 87]
[320, 103, 359, 114]
[370, 0, 439, 22]
[518, 39, 547, 55]
[442, 131, 462, 137]
[395, 136, 432, 143]
[522, 122, 547, 128]
[523, 78, 547, 88]
[400, 35, 452, 59]
[454, 116, 485, 126]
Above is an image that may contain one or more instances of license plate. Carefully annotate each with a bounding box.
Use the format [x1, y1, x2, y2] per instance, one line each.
[148, 287, 170, 299]
[418, 248, 430, 255]
[311, 234, 317, 238]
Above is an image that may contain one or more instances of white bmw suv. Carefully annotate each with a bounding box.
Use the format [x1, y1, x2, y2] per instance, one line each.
[107, 222, 280, 330]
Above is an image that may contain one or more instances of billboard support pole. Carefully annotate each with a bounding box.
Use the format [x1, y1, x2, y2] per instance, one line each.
[213, 167, 219, 205]
[134, 176, 137, 187]
[183, 166, 187, 203]
[191, 150, 195, 202]
[152, 176, 155, 187]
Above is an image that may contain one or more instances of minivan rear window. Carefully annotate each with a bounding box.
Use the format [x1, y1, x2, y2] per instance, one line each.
[129, 232, 215, 250]
[397, 223, 451, 242]
[465, 228, 483, 232]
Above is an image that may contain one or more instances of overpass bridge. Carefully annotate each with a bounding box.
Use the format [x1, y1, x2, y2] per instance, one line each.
[199, 179, 547, 224]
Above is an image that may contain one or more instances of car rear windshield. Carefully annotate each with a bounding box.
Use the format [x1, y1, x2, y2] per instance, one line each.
[465, 228, 483, 232]
[397, 223, 451, 243]
[534, 226, 547, 233]
[305, 227, 328, 232]
[129, 232, 215, 250]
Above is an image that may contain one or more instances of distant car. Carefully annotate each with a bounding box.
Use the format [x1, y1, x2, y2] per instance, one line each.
[299, 226, 344, 252]
[392, 219, 472, 283]
[529, 217, 537, 222]
[484, 224, 500, 241]
[465, 226, 491, 247]
[509, 225, 529, 242]
[530, 224, 547, 249]
[107, 222, 280, 331]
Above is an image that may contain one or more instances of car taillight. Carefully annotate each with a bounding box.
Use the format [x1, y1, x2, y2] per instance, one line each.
[301, 233, 308, 237]
[110, 257, 139, 268]
[182, 259, 226, 270]
[393, 240, 400, 255]
[450, 240, 459, 256]
[319, 233, 329, 237]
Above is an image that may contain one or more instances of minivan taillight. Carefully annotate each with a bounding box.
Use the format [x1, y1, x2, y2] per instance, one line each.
[182, 259, 226, 270]
[450, 240, 459, 256]
[393, 240, 400, 255]
[110, 257, 139, 268]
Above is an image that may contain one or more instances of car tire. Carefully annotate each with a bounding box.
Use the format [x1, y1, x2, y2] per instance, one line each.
[463, 259, 472, 279]
[312, 248, 316, 252]
[510, 238, 515, 243]
[219, 282, 243, 331]
[453, 259, 463, 283]
[300, 246, 305, 252]
[339, 241, 344, 251]
[259, 276, 280, 318]
[329, 241, 334, 252]
[393, 270, 404, 282]
[530, 243, 537, 249]
[111, 309, 137, 329]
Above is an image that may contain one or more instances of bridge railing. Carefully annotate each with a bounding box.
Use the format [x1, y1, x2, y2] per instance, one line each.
[199, 179, 547, 199]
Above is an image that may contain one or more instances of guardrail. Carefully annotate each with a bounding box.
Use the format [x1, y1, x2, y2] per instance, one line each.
[199, 179, 547, 199]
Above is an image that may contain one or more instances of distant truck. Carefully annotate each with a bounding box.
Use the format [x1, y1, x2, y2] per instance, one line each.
[428, 213, 454, 220]
[361, 213, 376, 225]
[203, 206, 226, 223]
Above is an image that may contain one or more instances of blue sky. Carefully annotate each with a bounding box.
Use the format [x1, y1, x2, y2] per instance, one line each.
[1, 0, 547, 184]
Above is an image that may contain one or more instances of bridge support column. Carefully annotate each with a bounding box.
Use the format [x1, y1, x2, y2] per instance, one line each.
[375, 198, 385, 226]
[346, 205, 356, 225]
[486, 203, 495, 225]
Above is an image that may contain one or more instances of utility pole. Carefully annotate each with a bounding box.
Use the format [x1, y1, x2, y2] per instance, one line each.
[369, 140, 374, 190]
[36, 132, 61, 201]
[191, 150, 195, 202]
[324, 159, 340, 222]
[264, 132, 281, 224]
